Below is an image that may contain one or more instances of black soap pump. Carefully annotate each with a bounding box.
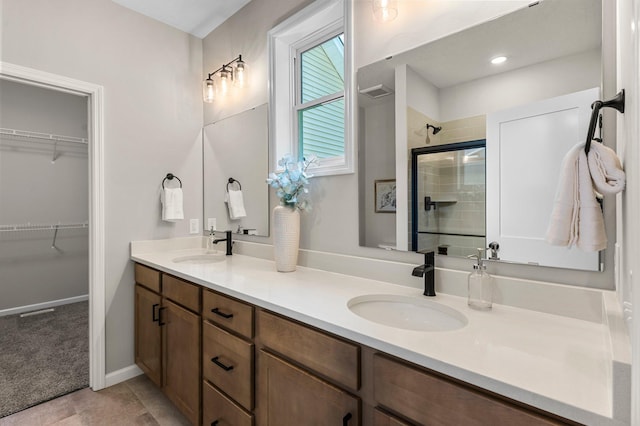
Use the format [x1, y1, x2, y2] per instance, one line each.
[467, 248, 493, 310]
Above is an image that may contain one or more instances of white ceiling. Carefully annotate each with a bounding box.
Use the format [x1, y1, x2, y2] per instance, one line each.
[111, 0, 252, 38]
[358, 0, 601, 98]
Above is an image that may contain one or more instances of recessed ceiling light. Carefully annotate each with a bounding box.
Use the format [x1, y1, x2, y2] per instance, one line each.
[491, 56, 507, 65]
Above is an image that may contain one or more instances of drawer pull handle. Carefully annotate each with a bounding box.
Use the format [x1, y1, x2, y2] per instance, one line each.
[152, 304, 159, 322]
[211, 356, 234, 371]
[211, 307, 234, 319]
[158, 307, 166, 326]
[343, 413, 352, 425]
[211, 421, 219, 426]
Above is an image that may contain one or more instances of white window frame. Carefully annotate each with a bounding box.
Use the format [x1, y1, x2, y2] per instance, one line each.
[268, 0, 354, 176]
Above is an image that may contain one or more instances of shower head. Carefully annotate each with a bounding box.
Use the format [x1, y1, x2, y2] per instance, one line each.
[426, 124, 442, 135]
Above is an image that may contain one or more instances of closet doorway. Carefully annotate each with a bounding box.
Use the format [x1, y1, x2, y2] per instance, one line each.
[0, 78, 89, 416]
[0, 62, 106, 416]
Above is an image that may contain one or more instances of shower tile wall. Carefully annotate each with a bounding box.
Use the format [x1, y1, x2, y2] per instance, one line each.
[415, 115, 486, 257]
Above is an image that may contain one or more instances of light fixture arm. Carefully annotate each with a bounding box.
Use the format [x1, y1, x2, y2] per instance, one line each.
[206, 55, 243, 80]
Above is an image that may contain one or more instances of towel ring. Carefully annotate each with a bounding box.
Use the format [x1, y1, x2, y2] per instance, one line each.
[227, 177, 242, 192]
[162, 173, 182, 189]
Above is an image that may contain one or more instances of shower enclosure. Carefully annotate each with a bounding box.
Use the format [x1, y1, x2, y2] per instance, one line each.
[411, 140, 486, 257]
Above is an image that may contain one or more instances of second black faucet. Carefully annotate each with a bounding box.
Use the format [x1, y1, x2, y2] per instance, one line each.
[412, 250, 435, 296]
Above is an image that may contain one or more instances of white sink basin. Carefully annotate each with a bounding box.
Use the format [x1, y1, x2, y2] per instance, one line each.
[348, 294, 467, 332]
[172, 253, 226, 264]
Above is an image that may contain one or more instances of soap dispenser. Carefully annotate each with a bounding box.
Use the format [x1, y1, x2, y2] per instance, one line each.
[467, 248, 493, 310]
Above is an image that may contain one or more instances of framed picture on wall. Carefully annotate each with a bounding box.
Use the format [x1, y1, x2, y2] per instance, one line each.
[375, 179, 396, 213]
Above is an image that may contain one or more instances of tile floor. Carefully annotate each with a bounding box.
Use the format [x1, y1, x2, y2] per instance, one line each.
[0, 375, 190, 426]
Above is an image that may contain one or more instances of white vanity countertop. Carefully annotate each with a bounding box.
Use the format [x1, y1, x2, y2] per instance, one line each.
[131, 241, 629, 426]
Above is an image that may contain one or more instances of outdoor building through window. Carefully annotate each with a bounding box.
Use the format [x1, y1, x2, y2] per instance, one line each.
[296, 33, 345, 161]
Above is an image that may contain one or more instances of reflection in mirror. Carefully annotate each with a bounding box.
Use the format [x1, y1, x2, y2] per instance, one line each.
[357, 0, 603, 271]
[203, 104, 269, 236]
[411, 141, 485, 257]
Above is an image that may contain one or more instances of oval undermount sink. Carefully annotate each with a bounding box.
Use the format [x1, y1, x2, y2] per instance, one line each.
[172, 253, 226, 264]
[348, 294, 467, 332]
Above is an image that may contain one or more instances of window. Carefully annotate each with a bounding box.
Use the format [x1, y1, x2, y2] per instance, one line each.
[268, 0, 352, 176]
[296, 32, 345, 162]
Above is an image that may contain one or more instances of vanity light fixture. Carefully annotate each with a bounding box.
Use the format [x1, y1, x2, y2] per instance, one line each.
[372, 0, 398, 22]
[490, 56, 507, 65]
[203, 54, 247, 103]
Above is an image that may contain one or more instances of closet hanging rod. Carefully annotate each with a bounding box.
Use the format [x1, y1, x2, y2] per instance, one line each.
[0, 222, 88, 232]
[0, 128, 88, 145]
[585, 90, 625, 154]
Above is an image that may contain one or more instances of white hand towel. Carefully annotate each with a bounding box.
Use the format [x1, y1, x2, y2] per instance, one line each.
[545, 142, 606, 251]
[225, 189, 247, 219]
[587, 142, 626, 195]
[161, 188, 184, 222]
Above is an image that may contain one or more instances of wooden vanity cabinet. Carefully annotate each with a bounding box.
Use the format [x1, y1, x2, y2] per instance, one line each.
[134, 283, 162, 387]
[258, 349, 360, 425]
[134, 264, 201, 425]
[256, 309, 361, 425]
[373, 408, 414, 426]
[134, 263, 579, 426]
[373, 354, 575, 426]
[163, 298, 201, 425]
[202, 289, 255, 425]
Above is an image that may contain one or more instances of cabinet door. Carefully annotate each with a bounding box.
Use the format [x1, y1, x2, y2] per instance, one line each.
[163, 299, 201, 425]
[258, 350, 359, 426]
[135, 284, 162, 387]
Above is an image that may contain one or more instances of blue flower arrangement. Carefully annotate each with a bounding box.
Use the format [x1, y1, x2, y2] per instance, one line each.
[266, 154, 317, 211]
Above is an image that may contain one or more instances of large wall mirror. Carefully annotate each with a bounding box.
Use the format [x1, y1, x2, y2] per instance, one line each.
[203, 104, 269, 237]
[358, 0, 604, 271]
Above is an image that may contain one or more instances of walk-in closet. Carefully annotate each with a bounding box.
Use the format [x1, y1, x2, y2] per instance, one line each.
[0, 78, 90, 417]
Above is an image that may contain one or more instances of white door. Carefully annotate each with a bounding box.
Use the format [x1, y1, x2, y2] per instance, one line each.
[486, 87, 601, 271]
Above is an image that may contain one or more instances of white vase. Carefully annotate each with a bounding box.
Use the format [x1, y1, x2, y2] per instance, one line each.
[273, 205, 300, 272]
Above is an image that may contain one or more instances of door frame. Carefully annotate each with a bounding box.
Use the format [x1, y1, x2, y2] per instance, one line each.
[0, 61, 106, 390]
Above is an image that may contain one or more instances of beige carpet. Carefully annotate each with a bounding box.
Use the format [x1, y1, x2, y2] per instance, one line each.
[0, 301, 89, 418]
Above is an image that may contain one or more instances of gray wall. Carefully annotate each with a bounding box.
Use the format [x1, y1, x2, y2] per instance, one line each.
[0, 79, 89, 310]
[1, 0, 203, 374]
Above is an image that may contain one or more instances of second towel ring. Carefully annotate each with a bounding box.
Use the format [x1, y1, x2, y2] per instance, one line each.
[227, 177, 242, 192]
[162, 173, 182, 189]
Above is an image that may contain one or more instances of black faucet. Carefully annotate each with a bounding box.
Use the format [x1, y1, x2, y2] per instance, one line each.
[212, 230, 233, 255]
[412, 251, 435, 296]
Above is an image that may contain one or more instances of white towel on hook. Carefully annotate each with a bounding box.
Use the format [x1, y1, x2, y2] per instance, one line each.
[545, 142, 606, 251]
[225, 189, 247, 219]
[161, 188, 184, 222]
[587, 142, 626, 195]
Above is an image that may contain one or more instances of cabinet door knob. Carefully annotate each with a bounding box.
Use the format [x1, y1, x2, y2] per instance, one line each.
[211, 421, 219, 426]
[152, 303, 159, 322]
[211, 307, 234, 319]
[211, 356, 234, 372]
[343, 413, 352, 425]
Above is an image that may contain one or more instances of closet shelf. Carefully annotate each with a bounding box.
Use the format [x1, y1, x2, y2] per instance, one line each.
[0, 222, 88, 232]
[0, 128, 88, 145]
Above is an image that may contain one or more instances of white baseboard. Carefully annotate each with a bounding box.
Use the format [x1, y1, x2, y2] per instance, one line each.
[0, 294, 89, 317]
[105, 364, 143, 388]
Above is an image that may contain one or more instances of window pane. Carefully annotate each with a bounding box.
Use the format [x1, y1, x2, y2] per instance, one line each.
[298, 98, 345, 159]
[300, 33, 344, 103]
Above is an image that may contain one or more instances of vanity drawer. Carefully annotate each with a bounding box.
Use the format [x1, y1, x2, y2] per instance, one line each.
[203, 380, 253, 426]
[135, 263, 160, 293]
[373, 408, 414, 426]
[373, 354, 566, 426]
[203, 321, 254, 410]
[257, 310, 360, 391]
[162, 274, 200, 313]
[203, 289, 253, 338]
